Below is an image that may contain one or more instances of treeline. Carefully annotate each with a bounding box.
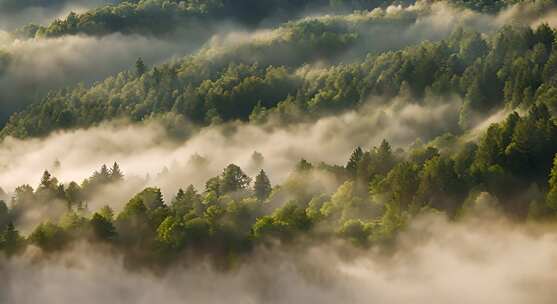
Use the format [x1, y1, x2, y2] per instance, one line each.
[2, 103, 557, 265]
[0, 8, 426, 137]
[15, 0, 534, 39]
[4, 20, 557, 139]
[17, 0, 416, 39]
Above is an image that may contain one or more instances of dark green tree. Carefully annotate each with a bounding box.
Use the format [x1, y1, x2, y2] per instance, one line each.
[0, 200, 8, 230]
[0, 222, 24, 256]
[28, 222, 67, 251]
[172, 185, 201, 216]
[110, 162, 124, 181]
[546, 154, 557, 211]
[220, 164, 251, 194]
[346, 146, 364, 177]
[136, 57, 147, 77]
[254, 170, 272, 201]
[90, 213, 116, 241]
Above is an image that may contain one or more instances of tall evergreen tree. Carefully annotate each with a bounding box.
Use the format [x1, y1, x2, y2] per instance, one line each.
[346, 146, 364, 176]
[135, 57, 146, 77]
[40, 170, 52, 189]
[220, 164, 251, 194]
[254, 170, 272, 201]
[90, 213, 116, 241]
[110, 162, 124, 181]
[1, 222, 23, 256]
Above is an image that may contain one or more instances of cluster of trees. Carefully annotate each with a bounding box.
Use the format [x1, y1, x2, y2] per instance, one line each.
[2, 103, 557, 264]
[18, 0, 419, 39]
[7, 163, 124, 230]
[0, 9, 416, 137]
[15, 0, 537, 40]
[4, 21, 557, 138]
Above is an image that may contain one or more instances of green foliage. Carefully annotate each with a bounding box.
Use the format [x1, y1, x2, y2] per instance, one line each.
[90, 213, 117, 241]
[136, 57, 147, 77]
[252, 201, 311, 241]
[415, 156, 464, 215]
[156, 216, 186, 250]
[3, 104, 557, 260]
[320, 181, 373, 223]
[220, 164, 252, 194]
[346, 146, 364, 177]
[171, 185, 202, 216]
[337, 219, 373, 246]
[28, 222, 67, 251]
[546, 154, 557, 210]
[10, 18, 555, 139]
[27, 0, 428, 39]
[0, 223, 24, 256]
[374, 161, 419, 209]
[0, 200, 9, 230]
[254, 170, 272, 201]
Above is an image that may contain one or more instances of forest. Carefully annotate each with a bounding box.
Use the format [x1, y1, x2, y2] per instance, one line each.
[2, 0, 557, 303]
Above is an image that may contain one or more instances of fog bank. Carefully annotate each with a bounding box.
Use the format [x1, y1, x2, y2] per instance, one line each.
[0, 32, 203, 124]
[2, 214, 557, 304]
[0, 97, 464, 207]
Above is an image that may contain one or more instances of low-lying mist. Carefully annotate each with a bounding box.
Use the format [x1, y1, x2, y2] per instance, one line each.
[0, 96, 465, 210]
[0, 31, 209, 125]
[2, 213, 557, 304]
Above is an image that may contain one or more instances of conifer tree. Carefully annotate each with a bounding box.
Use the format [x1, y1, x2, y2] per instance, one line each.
[254, 170, 272, 201]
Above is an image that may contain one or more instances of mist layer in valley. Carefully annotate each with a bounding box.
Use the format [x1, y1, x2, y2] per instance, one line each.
[2, 214, 557, 304]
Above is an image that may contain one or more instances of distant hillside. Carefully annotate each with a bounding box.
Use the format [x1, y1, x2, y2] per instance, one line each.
[3, 6, 556, 139]
[19, 0, 422, 38]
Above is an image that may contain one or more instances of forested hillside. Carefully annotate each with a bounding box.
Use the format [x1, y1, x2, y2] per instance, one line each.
[2, 0, 557, 303]
[2, 102, 557, 263]
[16, 0, 530, 39]
[3, 22, 557, 138]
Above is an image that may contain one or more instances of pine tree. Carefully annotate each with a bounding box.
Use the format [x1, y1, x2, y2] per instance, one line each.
[136, 57, 146, 77]
[110, 162, 124, 181]
[0, 200, 8, 229]
[375, 139, 396, 176]
[100, 164, 110, 178]
[220, 164, 251, 193]
[65, 182, 82, 209]
[1, 222, 23, 255]
[99, 205, 114, 221]
[254, 170, 272, 201]
[90, 213, 116, 241]
[175, 188, 186, 202]
[40, 170, 52, 188]
[346, 146, 364, 177]
[172, 185, 200, 216]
